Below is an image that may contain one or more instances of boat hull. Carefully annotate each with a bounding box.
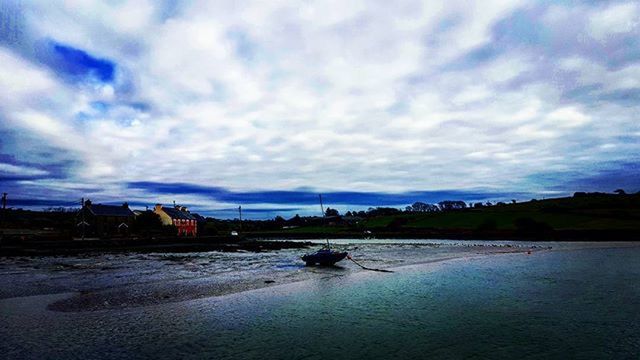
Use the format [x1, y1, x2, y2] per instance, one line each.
[301, 250, 348, 266]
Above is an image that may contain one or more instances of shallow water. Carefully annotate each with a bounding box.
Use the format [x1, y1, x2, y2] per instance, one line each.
[1, 243, 639, 359]
[0, 239, 541, 302]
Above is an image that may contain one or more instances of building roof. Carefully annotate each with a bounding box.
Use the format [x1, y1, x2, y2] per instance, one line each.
[161, 206, 196, 220]
[88, 204, 134, 217]
[191, 213, 206, 222]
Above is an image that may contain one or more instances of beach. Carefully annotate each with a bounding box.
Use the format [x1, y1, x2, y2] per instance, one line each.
[1, 239, 548, 310]
[1, 240, 639, 359]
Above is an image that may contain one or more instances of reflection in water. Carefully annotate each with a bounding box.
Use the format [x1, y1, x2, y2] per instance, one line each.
[1, 243, 640, 359]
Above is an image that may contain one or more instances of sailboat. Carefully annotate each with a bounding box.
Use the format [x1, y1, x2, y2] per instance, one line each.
[301, 195, 348, 266]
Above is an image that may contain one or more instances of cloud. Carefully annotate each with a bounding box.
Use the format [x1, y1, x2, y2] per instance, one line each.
[545, 107, 590, 128]
[127, 181, 526, 205]
[0, 0, 639, 217]
[0, 163, 48, 177]
[588, 2, 639, 42]
[528, 161, 640, 193]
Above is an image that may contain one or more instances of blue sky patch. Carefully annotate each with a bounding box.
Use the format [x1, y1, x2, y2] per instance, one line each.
[49, 42, 115, 83]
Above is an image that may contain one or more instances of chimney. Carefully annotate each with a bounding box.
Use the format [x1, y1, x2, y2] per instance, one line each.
[85, 199, 92, 208]
[154, 204, 163, 212]
[122, 202, 129, 208]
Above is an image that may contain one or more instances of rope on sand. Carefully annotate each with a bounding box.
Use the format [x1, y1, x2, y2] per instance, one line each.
[347, 255, 394, 273]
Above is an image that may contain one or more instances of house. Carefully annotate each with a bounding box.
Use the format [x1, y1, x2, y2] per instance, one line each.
[153, 204, 198, 236]
[77, 200, 134, 237]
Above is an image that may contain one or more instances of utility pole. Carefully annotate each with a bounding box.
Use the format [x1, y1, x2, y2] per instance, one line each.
[1, 192, 7, 225]
[0, 193, 7, 244]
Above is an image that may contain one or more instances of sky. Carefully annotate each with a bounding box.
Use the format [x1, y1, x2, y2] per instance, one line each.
[0, 0, 639, 218]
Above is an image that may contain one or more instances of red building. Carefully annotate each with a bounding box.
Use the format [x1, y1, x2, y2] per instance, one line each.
[153, 204, 198, 236]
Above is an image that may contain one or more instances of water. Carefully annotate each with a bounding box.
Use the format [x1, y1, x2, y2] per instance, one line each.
[0, 239, 544, 303]
[1, 244, 639, 359]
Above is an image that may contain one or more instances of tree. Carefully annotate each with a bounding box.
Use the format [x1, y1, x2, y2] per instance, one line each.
[614, 189, 626, 195]
[201, 221, 220, 235]
[409, 201, 429, 212]
[325, 207, 339, 217]
[289, 214, 303, 226]
[426, 204, 439, 212]
[45, 207, 75, 213]
[366, 207, 401, 217]
[437, 200, 467, 211]
[133, 211, 164, 235]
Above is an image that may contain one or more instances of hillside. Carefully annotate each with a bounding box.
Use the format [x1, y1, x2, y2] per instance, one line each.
[261, 193, 640, 240]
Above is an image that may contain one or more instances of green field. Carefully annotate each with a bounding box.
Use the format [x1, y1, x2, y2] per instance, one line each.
[372, 194, 640, 230]
[362, 208, 640, 231]
[272, 193, 640, 238]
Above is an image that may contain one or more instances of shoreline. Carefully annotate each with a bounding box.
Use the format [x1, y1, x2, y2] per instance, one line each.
[247, 228, 640, 242]
[0, 238, 314, 257]
[1, 245, 548, 313]
[3, 231, 639, 257]
[3, 241, 638, 314]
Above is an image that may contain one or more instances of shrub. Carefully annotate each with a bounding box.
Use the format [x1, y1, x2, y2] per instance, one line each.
[476, 218, 497, 232]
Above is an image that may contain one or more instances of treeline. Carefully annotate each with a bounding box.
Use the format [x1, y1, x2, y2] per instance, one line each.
[337, 199, 507, 218]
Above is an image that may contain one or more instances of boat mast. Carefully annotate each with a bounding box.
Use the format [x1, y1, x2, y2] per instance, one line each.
[81, 197, 85, 240]
[319, 194, 330, 249]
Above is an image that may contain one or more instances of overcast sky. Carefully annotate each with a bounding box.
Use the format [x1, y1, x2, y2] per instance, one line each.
[1, 0, 639, 218]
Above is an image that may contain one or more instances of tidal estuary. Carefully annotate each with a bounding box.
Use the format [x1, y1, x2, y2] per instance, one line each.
[1, 240, 639, 359]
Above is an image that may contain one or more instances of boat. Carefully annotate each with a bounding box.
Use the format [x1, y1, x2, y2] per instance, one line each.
[302, 248, 348, 266]
[301, 194, 348, 266]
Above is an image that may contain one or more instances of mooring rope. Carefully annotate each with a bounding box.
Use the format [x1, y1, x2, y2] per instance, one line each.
[347, 255, 394, 273]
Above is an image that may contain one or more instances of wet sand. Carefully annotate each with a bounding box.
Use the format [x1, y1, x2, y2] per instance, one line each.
[3, 240, 639, 313]
[0, 240, 560, 312]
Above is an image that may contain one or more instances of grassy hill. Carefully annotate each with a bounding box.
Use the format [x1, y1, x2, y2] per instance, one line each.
[259, 193, 640, 240]
[365, 195, 640, 230]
